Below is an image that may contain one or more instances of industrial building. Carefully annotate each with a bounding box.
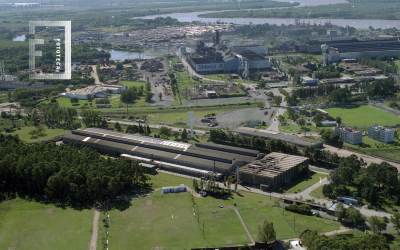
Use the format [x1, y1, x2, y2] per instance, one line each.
[239, 152, 309, 190]
[232, 128, 324, 148]
[0, 80, 50, 91]
[368, 125, 394, 143]
[335, 126, 362, 145]
[62, 128, 260, 178]
[62, 84, 127, 99]
[187, 43, 270, 78]
[296, 38, 400, 61]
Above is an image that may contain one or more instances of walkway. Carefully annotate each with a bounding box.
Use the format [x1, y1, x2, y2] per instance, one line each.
[89, 208, 100, 250]
[230, 206, 255, 244]
[91, 65, 101, 84]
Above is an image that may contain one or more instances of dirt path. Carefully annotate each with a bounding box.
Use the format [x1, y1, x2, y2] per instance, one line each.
[89, 209, 100, 250]
[91, 65, 101, 84]
[230, 206, 255, 245]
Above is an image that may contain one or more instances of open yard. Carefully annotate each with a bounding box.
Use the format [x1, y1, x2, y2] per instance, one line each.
[8, 125, 75, 142]
[282, 172, 327, 194]
[103, 191, 205, 250]
[0, 199, 93, 250]
[322, 105, 400, 127]
[101, 172, 343, 249]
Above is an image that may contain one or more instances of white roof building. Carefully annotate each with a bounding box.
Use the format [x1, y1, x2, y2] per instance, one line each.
[368, 125, 394, 143]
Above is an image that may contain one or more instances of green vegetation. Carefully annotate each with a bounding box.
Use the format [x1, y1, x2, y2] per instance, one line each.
[0, 199, 93, 250]
[323, 105, 400, 127]
[199, 0, 400, 20]
[282, 172, 327, 194]
[9, 125, 74, 142]
[104, 191, 205, 250]
[309, 185, 325, 200]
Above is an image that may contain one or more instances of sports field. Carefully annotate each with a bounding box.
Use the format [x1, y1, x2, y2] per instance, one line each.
[322, 105, 400, 127]
[0, 199, 93, 250]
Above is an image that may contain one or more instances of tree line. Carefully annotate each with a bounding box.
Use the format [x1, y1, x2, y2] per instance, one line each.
[0, 134, 150, 203]
[323, 158, 400, 207]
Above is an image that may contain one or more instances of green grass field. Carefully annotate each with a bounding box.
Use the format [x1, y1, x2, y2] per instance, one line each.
[8, 125, 74, 142]
[322, 105, 400, 127]
[103, 191, 205, 250]
[99, 172, 342, 249]
[119, 80, 147, 88]
[42, 97, 95, 109]
[282, 172, 327, 194]
[0, 199, 93, 250]
[309, 185, 325, 200]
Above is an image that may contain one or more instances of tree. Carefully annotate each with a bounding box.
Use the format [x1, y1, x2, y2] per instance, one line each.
[227, 176, 232, 188]
[146, 125, 151, 135]
[114, 122, 122, 132]
[257, 220, 276, 243]
[181, 128, 187, 140]
[336, 116, 342, 126]
[277, 115, 286, 124]
[273, 95, 282, 107]
[297, 117, 306, 128]
[335, 202, 346, 221]
[390, 212, 400, 234]
[36, 124, 46, 135]
[312, 113, 324, 128]
[86, 94, 93, 102]
[234, 182, 238, 192]
[158, 92, 162, 100]
[268, 91, 274, 98]
[369, 216, 387, 234]
[115, 62, 123, 70]
[322, 184, 333, 197]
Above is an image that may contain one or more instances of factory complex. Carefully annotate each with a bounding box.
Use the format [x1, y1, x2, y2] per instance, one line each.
[186, 38, 271, 78]
[62, 128, 308, 190]
[239, 152, 309, 190]
[296, 38, 400, 61]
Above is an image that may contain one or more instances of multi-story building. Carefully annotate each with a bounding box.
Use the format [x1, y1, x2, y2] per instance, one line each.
[368, 125, 394, 143]
[335, 126, 362, 145]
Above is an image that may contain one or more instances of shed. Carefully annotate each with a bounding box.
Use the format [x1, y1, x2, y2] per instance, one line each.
[162, 184, 186, 194]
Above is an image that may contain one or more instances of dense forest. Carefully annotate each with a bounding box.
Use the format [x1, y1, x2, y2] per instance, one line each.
[0, 134, 150, 203]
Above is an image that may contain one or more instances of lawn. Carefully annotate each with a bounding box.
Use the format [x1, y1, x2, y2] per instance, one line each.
[0, 198, 93, 250]
[8, 125, 75, 142]
[241, 206, 341, 240]
[282, 172, 327, 194]
[322, 105, 400, 127]
[103, 191, 205, 250]
[309, 185, 326, 200]
[119, 80, 147, 88]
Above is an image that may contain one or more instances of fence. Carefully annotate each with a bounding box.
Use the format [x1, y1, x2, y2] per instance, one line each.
[187, 191, 207, 248]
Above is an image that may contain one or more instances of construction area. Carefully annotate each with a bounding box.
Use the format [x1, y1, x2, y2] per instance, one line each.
[140, 59, 164, 72]
[180, 83, 244, 99]
[239, 152, 309, 190]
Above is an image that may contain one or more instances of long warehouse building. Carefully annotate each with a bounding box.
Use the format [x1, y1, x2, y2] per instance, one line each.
[62, 128, 261, 178]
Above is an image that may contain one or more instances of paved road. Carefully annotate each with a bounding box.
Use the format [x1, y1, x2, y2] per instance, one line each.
[107, 119, 208, 135]
[267, 88, 288, 132]
[323, 144, 400, 170]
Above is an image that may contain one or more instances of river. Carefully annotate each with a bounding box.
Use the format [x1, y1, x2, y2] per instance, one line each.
[132, 0, 400, 29]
